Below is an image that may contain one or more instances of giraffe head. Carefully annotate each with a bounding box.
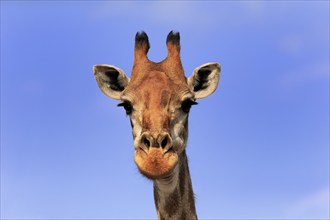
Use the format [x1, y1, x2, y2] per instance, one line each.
[94, 31, 220, 179]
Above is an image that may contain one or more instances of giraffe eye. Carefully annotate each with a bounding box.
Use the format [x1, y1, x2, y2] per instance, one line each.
[181, 99, 198, 113]
[117, 102, 133, 115]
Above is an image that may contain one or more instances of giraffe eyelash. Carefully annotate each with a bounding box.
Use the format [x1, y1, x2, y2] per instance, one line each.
[181, 99, 198, 113]
[117, 101, 133, 115]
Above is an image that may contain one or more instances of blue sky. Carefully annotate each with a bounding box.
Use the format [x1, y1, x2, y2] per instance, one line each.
[1, 1, 329, 219]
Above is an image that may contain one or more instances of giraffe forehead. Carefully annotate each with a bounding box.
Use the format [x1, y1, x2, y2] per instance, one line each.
[124, 71, 190, 105]
[142, 89, 171, 108]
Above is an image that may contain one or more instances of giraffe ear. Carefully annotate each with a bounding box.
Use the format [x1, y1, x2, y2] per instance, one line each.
[187, 62, 221, 99]
[93, 64, 129, 100]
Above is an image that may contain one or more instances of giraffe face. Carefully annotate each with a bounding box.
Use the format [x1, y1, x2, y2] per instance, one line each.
[120, 71, 194, 179]
[93, 31, 220, 179]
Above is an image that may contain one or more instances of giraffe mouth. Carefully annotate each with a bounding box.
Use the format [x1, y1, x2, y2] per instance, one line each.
[134, 147, 178, 179]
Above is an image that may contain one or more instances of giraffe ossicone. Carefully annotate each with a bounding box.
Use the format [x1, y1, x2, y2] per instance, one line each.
[94, 31, 221, 220]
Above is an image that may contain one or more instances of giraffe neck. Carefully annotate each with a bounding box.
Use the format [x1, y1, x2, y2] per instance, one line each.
[153, 150, 197, 220]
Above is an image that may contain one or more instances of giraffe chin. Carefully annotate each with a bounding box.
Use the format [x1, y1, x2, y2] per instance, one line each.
[134, 147, 178, 179]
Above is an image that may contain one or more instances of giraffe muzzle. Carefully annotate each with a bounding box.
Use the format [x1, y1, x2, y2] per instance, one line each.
[134, 132, 178, 179]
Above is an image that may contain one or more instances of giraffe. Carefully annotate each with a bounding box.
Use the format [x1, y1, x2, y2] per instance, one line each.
[93, 31, 221, 220]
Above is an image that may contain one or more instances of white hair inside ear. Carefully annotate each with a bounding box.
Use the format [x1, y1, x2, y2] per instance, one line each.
[187, 62, 221, 99]
[93, 64, 129, 100]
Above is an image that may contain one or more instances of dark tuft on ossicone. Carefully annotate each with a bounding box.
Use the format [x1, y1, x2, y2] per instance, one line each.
[166, 31, 180, 46]
[135, 31, 150, 52]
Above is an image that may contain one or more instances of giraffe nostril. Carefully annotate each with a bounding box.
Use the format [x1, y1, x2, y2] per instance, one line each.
[161, 138, 167, 148]
[144, 138, 150, 147]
